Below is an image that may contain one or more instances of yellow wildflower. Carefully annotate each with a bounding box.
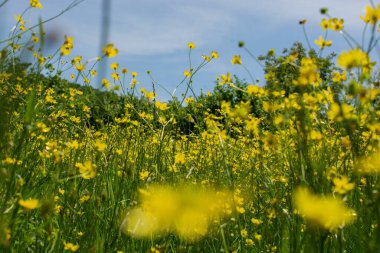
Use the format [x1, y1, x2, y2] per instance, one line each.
[294, 187, 356, 230]
[102, 43, 118, 58]
[361, 5, 380, 24]
[19, 199, 39, 210]
[139, 170, 150, 181]
[231, 55, 242, 65]
[337, 48, 370, 70]
[333, 176, 355, 194]
[218, 72, 232, 86]
[94, 139, 107, 152]
[188, 42, 196, 49]
[356, 150, 380, 174]
[64, 242, 79, 252]
[75, 161, 96, 179]
[211, 51, 219, 59]
[174, 152, 186, 164]
[314, 36, 332, 49]
[183, 69, 192, 78]
[155, 101, 170, 111]
[30, 0, 43, 8]
[122, 186, 234, 240]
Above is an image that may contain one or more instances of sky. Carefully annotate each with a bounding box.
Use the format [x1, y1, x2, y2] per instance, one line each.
[0, 0, 375, 100]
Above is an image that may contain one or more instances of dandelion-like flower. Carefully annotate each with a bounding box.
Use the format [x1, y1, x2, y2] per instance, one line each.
[102, 43, 119, 58]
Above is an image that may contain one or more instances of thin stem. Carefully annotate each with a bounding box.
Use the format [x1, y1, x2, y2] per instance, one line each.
[0, 0, 85, 44]
[0, 0, 9, 8]
[302, 24, 312, 51]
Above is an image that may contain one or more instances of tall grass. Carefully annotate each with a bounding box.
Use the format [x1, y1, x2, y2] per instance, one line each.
[0, 1, 380, 252]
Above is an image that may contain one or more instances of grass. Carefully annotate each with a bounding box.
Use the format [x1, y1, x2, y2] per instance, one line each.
[0, 1, 380, 252]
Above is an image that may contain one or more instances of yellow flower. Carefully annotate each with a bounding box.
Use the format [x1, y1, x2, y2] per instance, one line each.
[187, 42, 196, 49]
[218, 72, 232, 86]
[139, 169, 150, 180]
[130, 78, 138, 88]
[60, 36, 73, 56]
[111, 72, 120, 81]
[251, 218, 262, 225]
[333, 176, 355, 194]
[122, 186, 234, 240]
[332, 71, 347, 82]
[75, 64, 85, 72]
[361, 5, 380, 24]
[19, 199, 39, 210]
[231, 55, 242, 65]
[94, 139, 107, 152]
[75, 161, 96, 179]
[211, 51, 219, 59]
[90, 69, 97, 76]
[294, 187, 356, 230]
[174, 152, 186, 164]
[110, 62, 119, 70]
[102, 78, 110, 88]
[254, 233, 262, 241]
[183, 69, 192, 78]
[245, 238, 254, 246]
[155, 101, 170, 111]
[202, 55, 211, 62]
[102, 43, 119, 58]
[337, 48, 369, 69]
[79, 195, 90, 203]
[293, 58, 321, 86]
[246, 84, 259, 95]
[330, 18, 344, 31]
[64, 242, 79, 252]
[30, 0, 43, 8]
[356, 150, 380, 174]
[314, 36, 332, 49]
[320, 18, 330, 30]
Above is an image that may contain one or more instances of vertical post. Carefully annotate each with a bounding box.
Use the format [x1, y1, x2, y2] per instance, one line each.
[97, 0, 111, 89]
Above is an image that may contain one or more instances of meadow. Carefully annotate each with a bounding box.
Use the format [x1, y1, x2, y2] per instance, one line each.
[0, 1, 380, 252]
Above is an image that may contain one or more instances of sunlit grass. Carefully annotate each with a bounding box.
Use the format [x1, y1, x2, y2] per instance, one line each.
[0, 1, 380, 252]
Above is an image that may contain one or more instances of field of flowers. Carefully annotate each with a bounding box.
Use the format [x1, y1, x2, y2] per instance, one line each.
[0, 1, 380, 252]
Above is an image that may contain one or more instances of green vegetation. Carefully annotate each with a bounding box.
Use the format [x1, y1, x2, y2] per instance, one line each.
[0, 1, 380, 252]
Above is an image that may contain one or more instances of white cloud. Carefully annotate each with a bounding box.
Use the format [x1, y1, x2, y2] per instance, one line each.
[110, 1, 236, 55]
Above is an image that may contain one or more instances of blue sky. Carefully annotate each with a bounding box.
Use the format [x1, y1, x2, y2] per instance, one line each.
[0, 0, 374, 100]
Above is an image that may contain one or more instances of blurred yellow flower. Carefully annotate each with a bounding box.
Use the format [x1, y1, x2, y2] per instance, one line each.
[333, 176, 354, 194]
[361, 5, 380, 24]
[183, 69, 192, 78]
[64, 242, 79, 252]
[110, 62, 119, 70]
[218, 72, 232, 86]
[211, 51, 219, 59]
[75, 161, 96, 179]
[102, 43, 118, 58]
[19, 199, 39, 210]
[188, 42, 196, 49]
[174, 152, 186, 164]
[294, 187, 356, 230]
[94, 139, 107, 152]
[231, 55, 242, 65]
[122, 186, 234, 240]
[155, 100, 169, 111]
[314, 36, 332, 49]
[337, 48, 370, 70]
[356, 150, 380, 174]
[30, 0, 43, 8]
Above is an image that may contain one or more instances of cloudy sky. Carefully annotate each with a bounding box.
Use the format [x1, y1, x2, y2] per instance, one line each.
[0, 0, 374, 100]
